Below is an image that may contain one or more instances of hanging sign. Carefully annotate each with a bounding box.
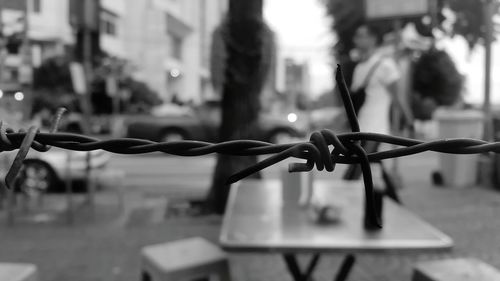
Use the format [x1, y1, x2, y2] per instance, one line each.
[70, 62, 87, 95]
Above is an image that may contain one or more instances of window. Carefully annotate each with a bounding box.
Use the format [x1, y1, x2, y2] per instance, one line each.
[103, 19, 117, 36]
[5, 33, 22, 54]
[101, 12, 118, 37]
[33, 0, 42, 13]
[169, 34, 183, 60]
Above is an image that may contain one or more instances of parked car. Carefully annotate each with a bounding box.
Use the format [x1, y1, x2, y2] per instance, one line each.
[2, 148, 110, 195]
[0, 118, 110, 196]
[125, 101, 309, 143]
[58, 113, 113, 135]
[21, 148, 109, 194]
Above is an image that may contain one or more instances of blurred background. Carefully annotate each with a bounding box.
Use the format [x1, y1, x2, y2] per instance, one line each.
[0, 0, 498, 139]
[0, 0, 497, 136]
[1, 1, 500, 280]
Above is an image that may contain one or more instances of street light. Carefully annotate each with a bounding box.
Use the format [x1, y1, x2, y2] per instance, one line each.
[287, 112, 298, 123]
[14, 91, 24, 101]
[170, 68, 181, 78]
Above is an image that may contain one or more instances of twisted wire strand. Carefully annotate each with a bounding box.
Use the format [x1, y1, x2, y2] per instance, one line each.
[2, 130, 495, 158]
[3, 108, 67, 190]
[0, 66, 494, 229]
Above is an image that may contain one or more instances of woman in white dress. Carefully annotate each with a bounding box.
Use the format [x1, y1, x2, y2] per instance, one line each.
[343, 23, 413, 203]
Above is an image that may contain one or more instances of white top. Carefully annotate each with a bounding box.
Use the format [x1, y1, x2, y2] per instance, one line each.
[351, 51, 400, 134]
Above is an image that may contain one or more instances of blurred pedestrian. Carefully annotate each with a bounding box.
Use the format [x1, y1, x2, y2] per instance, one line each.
[343, 23, 413, 203]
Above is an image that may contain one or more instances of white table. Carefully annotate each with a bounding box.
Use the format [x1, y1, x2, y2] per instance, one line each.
[220, 179, 453, 281]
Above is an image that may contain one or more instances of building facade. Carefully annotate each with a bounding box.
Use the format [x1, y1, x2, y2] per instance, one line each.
[123, 0, 227, 103]
[1, 0, 228, 106]
[1, 0, 73, 89]
[282, 58, 311, 110]
[0, 0, 75, 120]
[100, 0, 126, 58]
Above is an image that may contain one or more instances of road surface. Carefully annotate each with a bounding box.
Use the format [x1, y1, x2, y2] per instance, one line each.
[108, 153, 345, 200]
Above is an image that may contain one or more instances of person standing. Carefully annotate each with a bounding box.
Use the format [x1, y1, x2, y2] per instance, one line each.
[343, 23, 413, 203]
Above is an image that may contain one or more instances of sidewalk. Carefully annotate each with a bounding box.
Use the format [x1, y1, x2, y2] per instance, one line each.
[1, 151, 500, 281]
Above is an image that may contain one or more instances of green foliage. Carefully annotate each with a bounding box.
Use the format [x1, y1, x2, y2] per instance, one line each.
[122, 78, 163, 113]
[323, 0, 489, 119]
[447, 0, 492, 48]
[90, 77, 161, 114]
[324, 0, 364, 61]
[412, 48, 463, 106]
[31, 56, 162, 115]
[324, 0, 429, 60]
[31, 57, 76, 115]
[324, 0, 498, 58]
[33, 57, 73, 93]
[411, 48, 463, 120]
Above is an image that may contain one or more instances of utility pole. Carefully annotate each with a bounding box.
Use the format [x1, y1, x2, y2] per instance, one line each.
[19, 0, 32, 120]
[79, 0, 96, 135]
[483, 0, 494, 142]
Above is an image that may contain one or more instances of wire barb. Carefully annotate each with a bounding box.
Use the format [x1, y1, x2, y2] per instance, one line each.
[5, 126, 38, 190]
[3, 108, 66, 190]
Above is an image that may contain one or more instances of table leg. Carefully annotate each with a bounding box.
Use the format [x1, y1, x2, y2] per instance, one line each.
[283, 254, 304, 281]
[333, 254, 356, 281]
[283, 254, 321, 281]
[303, 254, 321, 280]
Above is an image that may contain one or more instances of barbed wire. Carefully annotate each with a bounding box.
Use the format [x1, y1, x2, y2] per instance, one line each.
[0, 65, 496, 229]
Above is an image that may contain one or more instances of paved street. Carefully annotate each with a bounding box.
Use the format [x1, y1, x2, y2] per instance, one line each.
[109, 153, 343, 198]
[1, 151, 500, 281]
[109, 154, 216, 199]
[0, 0, 494, 279]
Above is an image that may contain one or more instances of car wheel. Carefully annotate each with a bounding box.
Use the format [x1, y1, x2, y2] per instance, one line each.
[160, 130, 187, 142]
[16, 160, 59, 196]
[270, 131, 294, 144]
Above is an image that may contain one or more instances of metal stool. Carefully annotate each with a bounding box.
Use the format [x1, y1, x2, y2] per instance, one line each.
[141, 237, 230, 281]
[0, 263, 38, 281]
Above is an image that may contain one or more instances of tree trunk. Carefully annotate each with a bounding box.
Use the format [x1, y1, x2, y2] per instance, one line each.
[205, 0, 270, 214]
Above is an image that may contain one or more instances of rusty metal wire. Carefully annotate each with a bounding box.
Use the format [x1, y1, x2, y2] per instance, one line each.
[0, 65, 496, 228]
[2, 108, 67, 190]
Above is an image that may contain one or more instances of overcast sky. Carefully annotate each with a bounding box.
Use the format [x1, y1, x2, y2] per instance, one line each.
[264, 0, 334, 97]
[440, 36, 500, 105]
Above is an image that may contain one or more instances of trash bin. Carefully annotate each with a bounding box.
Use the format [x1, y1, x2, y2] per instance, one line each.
[434, 108, 484, 187]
